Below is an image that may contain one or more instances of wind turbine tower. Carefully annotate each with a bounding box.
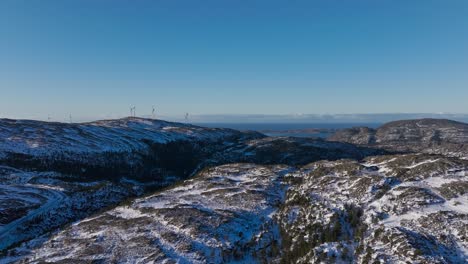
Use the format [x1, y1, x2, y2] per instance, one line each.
[130, 106, 136, 117]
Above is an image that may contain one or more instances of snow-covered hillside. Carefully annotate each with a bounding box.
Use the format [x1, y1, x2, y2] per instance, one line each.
[0, 118, 262, 254]
[0, 165, 152, 253]
[12, 164, 289, 263]
[1, 118, 467, 263]
[0, 117, 256, 160]
[277, 154, 468, 263]
[6, 154, 467, 264]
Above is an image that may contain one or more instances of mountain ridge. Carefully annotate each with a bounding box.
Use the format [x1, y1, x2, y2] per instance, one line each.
[0, 117, 467, 263]
[329, 118, 468, 157]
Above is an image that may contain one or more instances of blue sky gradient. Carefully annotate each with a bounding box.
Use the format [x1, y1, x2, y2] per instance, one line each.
[1, 0, 468, 121]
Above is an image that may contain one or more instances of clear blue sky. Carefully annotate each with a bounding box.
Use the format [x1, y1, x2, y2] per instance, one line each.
[1, 0, 467, 121]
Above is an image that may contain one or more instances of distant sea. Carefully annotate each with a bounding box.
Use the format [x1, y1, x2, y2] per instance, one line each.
[194, 123, 381, 138]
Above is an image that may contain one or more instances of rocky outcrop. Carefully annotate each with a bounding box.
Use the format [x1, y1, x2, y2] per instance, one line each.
[329, 119, 468, 157]
[9, 154, 467, 263]
[2, 118, 467, 263]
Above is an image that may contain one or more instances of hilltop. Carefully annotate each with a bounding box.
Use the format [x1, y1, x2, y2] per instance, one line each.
[329, 118, 468, 157]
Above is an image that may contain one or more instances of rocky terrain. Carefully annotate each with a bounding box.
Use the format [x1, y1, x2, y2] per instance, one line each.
[0, 117, 264, 253]
[0, 118, 467, 263]
[329, 119, 468, 157]
[277, 154, 467, 263]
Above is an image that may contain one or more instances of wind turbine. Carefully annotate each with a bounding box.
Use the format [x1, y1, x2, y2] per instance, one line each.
[69, 114, 72, 123]
[185, 112, 189, 121]
[152, 106, 156, 119]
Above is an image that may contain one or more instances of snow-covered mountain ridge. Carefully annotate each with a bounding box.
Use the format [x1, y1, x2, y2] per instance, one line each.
[1, 118, 467, 263]
[0, 117, 264, 253]
[0, 117, 258, 160]
[0, 117, 377, 257]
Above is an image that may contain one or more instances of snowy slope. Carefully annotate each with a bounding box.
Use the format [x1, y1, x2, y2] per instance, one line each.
[0, 117, 254, 159]
[0, 166, 145, 253]
[0, 118, 263, 255]
[7, 154, 467, 263]
[278, 154, 468, 263]
[14, 164, 290, 264]
[1, 118, 467, 263]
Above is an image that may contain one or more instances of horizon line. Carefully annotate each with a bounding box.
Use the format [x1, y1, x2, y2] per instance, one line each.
[2, 112, 468, 124]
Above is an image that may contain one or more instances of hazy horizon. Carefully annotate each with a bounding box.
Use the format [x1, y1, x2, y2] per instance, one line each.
[2, 112, 468, 125]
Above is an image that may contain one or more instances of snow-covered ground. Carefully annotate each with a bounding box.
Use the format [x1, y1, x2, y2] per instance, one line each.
[5, 154, 466, 263]
[0, 117, 248, 160]
[0, 117, 264, 256]
[0, 167, 147, 253]
[277, 154, 468, 263]
[1, 118, 467, 263]
[15, 164, 290, 263]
